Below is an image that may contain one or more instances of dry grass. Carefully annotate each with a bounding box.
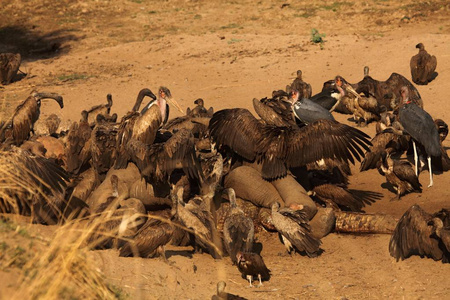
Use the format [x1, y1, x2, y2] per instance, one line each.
[0, 150, 225, 299]
[0, 152, 122, 299]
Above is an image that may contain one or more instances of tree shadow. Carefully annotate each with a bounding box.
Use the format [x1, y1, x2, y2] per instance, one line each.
[0, 25, 79, 61]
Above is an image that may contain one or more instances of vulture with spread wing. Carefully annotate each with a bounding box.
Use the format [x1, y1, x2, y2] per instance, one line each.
[389, 205, 449, 263]
[209, 108, 371, 181]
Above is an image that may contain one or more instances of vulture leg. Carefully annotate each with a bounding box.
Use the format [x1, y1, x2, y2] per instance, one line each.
[427, 156, 433, 188]
[413, 141, 419, 176]
[258, 274, 263, 287]
[247, 275, 253, 288]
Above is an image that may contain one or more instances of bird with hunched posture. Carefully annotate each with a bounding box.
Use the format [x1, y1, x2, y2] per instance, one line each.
[236, 251, 270, 287]
[410, 43, 437, 85]
[222, 188, 254, 264]
[271, 202, 321, 256]
[397, 86, 441, 187]
[389, 205, 449, 263]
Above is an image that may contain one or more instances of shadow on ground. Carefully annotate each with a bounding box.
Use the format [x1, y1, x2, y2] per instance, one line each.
[0, 25, 79, 61]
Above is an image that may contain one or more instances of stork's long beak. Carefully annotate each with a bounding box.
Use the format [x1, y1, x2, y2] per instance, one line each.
[167, 96, 184, 113]
[343, 84, 360, 98]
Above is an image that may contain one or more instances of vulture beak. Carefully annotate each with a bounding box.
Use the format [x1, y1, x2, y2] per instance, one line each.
[34, 92, 64, 108]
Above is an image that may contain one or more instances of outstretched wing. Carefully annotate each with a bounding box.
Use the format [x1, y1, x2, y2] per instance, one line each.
[209, 108, 263, 161]
[389, 205, 442, 261]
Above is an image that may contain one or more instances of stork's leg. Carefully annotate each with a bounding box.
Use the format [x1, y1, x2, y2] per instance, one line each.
[258, 274, 263, 287]
[247, 275, 253, 288]
[413, 141, 419, 176]
[427, 156, 433, 187]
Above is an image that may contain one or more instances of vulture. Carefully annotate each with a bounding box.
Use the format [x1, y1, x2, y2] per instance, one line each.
[252, 93, 297, 127]
[126, 128, 203, 182]
[0, 147, 74, 224]
[171, 187, 222, 258]
[360, 129, 410, 172]
[398, 86, 441, 187]
[270, 202, 321, 256]
[114, 88, 160, 169]
[435, 119, 448, 142]
[222, 188, 254, 264]
[186, 98, 213, 118]
[86, 93, 114, 126]
[10, 92, 64, 145]
[377, 152, 422, 201]
[65, 110, 92, 174]
[119, 210, 175, 259]
[208, 108, 371, 181]
[0, 53, 21, 85]
[90, 114, 119, 175]
[287, 70, 312, 99]
[45, 113, 61, 137]
[410, 43, 437, 85]
[355, 66, 423, 109]
[140, 86, 183, 125]
[389, 205, 449, 263]
[236, 251, 271, 287]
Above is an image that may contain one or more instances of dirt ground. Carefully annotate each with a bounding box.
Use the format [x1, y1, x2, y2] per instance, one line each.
[1, 0, 450, 299]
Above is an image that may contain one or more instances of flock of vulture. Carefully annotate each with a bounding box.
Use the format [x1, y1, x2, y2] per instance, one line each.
[0, 42, 449, 293]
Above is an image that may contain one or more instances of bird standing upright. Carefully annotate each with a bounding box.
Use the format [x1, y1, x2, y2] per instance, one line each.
[397, 86, 441, 187]
[410, 43, 437, 85]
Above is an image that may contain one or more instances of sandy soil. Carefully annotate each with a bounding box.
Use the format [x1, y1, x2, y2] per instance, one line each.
[1, 0, 450, 299]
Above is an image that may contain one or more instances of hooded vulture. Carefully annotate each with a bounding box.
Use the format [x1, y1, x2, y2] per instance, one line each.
[410, 43, 437, 85]
[389, 205, 449, 263]
[208, 108, 371, 181]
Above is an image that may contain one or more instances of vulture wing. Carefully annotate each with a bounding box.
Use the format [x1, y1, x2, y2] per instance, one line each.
[389, 205, 443, 261]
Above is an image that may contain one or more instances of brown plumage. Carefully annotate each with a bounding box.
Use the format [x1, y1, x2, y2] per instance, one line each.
[377, 152, 421, 201]
[236, 251, 270, 287]
[0, 147, 72, 223]
[354, 66, 422, 109]
[222, 188, 254, 264]
[288, 70, 312, 99]
[252, 95, 297, 127]
[90, 114, 118, 175]
[310, 182, 380, 212]
[65, 110, 92, 174]
[119, 210, 175, 258]
[11, 92, 64, 145]
[186, 98, 214, 117]
[410, 43, 437, 85]
[435, 119, 448, 142]
[114, 88, 159, 169]
[45, 113, 61, 136]
[389, 205, 449, 263]
[360, 129, 409, 171]
[172, 187, 222, 258]
[209, 108, 371, 181]
[0, 53, 21, 85]
[271, 202, 321, 256]
[86, 93, 114, 126]
[127, 128, 203, 181]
